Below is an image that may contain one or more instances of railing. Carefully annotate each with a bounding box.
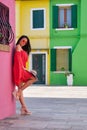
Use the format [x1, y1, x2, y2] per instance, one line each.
[0, 19, 14, 44]
[0, 2, 14, 44]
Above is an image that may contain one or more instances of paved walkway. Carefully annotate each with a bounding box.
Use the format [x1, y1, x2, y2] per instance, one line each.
[1, 86, 87, 130]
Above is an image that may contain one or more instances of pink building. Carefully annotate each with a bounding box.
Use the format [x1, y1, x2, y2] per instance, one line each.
[0, 0, 15, 119]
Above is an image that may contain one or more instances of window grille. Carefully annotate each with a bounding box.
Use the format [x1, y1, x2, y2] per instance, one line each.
[0, 2, 14, 44]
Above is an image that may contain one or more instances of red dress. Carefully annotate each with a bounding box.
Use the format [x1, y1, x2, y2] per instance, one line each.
[13, 50, 33, 86]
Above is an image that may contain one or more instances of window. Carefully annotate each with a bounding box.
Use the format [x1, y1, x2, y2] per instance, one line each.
[0, 2, 9, 44]
[52, 4, 77, 29]
[0, 2, 14, 45]
[31, 8, 45, 30]
[50, 48, 72, 72]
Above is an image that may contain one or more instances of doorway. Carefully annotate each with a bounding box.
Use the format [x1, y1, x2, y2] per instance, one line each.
[30, 52, 47, 84]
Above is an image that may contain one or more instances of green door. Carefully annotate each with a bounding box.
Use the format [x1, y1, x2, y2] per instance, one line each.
[32, 53, 46, 84]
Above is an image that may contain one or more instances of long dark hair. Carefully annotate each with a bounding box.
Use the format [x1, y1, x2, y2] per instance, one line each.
[16, 35, 31, 55]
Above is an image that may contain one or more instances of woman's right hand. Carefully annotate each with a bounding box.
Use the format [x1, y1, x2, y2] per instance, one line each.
[16, 44, 22, 51]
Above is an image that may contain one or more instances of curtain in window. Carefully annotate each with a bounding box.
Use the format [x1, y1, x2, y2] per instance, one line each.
[67, 8, 71, 27]
[56, 49, 69, 71]
[59, 8, 64, 27]
[50, 48, 72, 71]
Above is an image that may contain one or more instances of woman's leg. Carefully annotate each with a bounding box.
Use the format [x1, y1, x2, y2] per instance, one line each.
[17, 77, 37, 114]
[18, 77, 37, 94]
[21, 77, 37, 91]
[18, 90, 31, 114]
[19, 91, 26, 108]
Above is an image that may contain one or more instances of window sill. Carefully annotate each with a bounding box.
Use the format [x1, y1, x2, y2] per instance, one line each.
[55, 28, 74, 31]
[31, 28, 45, 30]
[53, 71, 69, 74]
[0, 44, 10, 52]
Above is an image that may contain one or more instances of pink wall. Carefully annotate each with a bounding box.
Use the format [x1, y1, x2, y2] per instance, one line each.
[0, 0, 16, 119]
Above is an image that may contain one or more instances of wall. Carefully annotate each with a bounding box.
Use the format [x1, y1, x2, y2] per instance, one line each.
[16, 0, 50, 85]
[50, 0, 80, 85]
[16, 0, 87, 86]
[16, 0, 49, 49]
[0, 0, 15, 119]
[73, 0, 87, 85]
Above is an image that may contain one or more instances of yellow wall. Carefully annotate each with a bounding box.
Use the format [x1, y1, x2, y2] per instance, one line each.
[15, 0, 50, 85]
[16, 0, 49, 47]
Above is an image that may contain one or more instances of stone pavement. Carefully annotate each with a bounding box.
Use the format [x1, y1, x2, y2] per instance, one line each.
[1, 86, 87, 130]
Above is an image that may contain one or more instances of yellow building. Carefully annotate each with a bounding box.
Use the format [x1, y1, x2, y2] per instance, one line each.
[15, 0, 50, 85]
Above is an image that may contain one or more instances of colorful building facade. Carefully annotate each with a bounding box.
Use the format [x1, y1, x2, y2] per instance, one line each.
[0, 0, 15, 119]
[50, 0, 87, 86]
[16, 0, 50, 85]
[16, 0, 87, 86]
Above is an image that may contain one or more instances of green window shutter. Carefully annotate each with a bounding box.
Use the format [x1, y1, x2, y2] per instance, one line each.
[50, 49, 56, 71]
[71, 5, 77, 28]
[52, 6, 59, 28]
[68, 49, 72, 71]
[33, 10, 44, 28]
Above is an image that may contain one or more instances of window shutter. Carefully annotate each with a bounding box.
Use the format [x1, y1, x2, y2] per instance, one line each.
[71, 5, 77, 28]
[68, 49, 72, 71]
[33, 10, 44, 28]
[50, 49, 56, 71]
[52, 6, 59, 28]
[33, 10, 37, 28]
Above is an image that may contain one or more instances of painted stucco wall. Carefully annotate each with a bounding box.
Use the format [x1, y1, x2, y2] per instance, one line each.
[50, 0, 80, 85]
[16, 0, 50, 85]
[16, 0, 49, 49]
[15, 0, 87, 86]
[50, 0, 87, 86]
[0, 0, 15, 119]
[73, 0, 87, 85]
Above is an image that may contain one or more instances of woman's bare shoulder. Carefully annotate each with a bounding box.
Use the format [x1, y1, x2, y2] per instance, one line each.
[16, 45, 22, 51]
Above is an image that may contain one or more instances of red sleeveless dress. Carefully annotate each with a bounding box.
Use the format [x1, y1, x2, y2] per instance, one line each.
[13, 50, 33, 86]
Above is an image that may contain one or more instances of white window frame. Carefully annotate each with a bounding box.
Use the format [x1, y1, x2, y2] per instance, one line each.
[31, 8, 46, 30]
[53, 46, 72, 73]
[55, 4, 74, 30]
[29, 51, 47, 85]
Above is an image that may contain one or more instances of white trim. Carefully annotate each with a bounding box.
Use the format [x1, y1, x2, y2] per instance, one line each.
[29, 51, 47, 85]
[53, 71, 66, 73]
[30, 8, 46, 30]
[56, 4, 74, 6]
[53, 46, 72, 49]
[56, 28, 74, 31]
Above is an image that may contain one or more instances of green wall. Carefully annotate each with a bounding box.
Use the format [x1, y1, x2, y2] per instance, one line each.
[50, 0, 84, 86]
[73, 0, 87, 85]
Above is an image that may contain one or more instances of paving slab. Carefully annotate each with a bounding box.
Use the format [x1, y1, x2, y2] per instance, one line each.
[0, 86, 87, 130]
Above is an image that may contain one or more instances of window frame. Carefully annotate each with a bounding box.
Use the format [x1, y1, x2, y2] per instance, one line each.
[31, 8, 46, 30]
[51, 46, 72, 73]
[52, 3, 77, 30]
[58, 6, 71, 28]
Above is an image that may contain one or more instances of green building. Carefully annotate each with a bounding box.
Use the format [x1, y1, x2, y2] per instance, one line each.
[50, 0, 87, 86]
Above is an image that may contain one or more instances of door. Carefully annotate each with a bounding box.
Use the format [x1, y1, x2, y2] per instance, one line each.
[31, 53, 46, 84]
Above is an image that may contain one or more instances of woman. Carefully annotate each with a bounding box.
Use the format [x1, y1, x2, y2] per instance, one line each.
[13, 35, 37, 115]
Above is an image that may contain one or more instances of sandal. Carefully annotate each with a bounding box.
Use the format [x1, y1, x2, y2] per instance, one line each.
[21, 107, 32, 115]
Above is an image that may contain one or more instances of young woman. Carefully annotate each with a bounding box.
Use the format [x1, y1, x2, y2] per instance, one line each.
[13, 35, 37, 115]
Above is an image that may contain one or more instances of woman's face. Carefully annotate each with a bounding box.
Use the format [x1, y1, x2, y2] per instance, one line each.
[20, 38, 27, 47]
